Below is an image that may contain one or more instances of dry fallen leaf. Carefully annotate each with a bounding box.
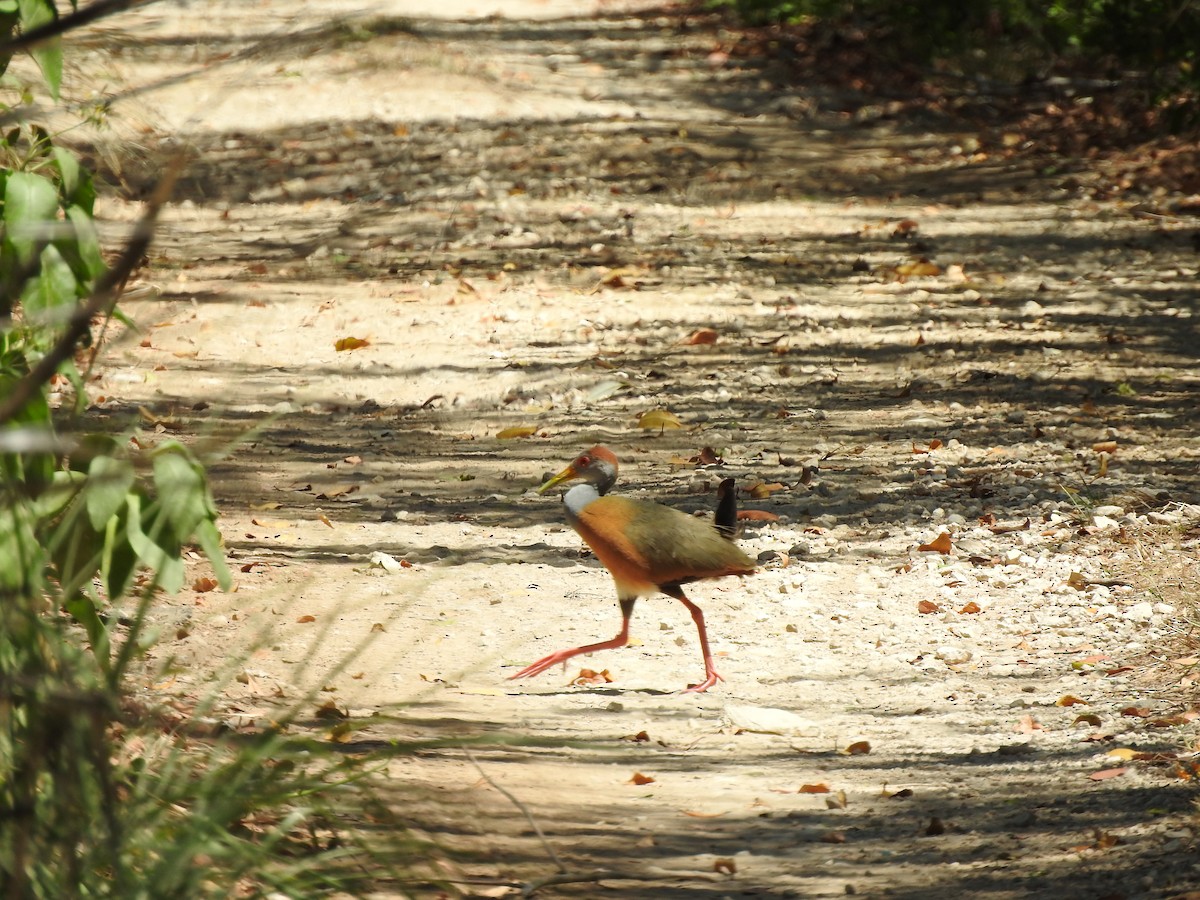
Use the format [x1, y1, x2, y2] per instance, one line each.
[895, 259, 942, 278]
[917, 600, 940, 614]
[1120, 706, 1152, 718]
[959, 601, 981, 614]
[192, 577, 218, 593]
[684, 327, 720, 345]
[1092, 439, 1118, 454]
[820, 830, 847, 844]
[918, 532, 953, 554]
[737, 509, 781, 523]
[497, 425, 538, 439]
[825, 789, 848, 809]
[636, 409, 683, 431]
[1073, 714, 1103, 727]
[1089, 767, 1127, 781]
[845, 740, 871, 756]
[1057, 695, 1088, 707]
[925, 816, 946, 836]
[1015, 715, 1042, 734]
[571, 668, 613, 686]
[334, 336, 370, 351]
[629, 772, 655, 786]
[799, 783, 831, 794]
[297, 615, 316, 624]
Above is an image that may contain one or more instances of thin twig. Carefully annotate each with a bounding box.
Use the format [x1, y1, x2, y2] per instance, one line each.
[462, 747, 565, 874]
[520, 869, 631, 898]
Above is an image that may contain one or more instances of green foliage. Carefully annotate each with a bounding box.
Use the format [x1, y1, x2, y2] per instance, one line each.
[0, 6, 411, 898]
[707, 0, 1200, 96]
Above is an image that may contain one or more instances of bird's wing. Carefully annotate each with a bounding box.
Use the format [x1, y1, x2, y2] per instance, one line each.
[574, 496, 755, 588]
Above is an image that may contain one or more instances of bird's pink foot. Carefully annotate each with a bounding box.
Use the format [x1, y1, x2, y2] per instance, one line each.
[682, 667, 724, 693]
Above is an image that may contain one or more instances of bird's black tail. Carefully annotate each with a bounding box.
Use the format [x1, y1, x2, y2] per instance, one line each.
[715, 477, 738, 540]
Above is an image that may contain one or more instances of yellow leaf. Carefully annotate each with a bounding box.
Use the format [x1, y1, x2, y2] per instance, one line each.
[636, 409, 683, 431]
[497, 425, 538, 439]
[335, 336, 370, 351]
[1105, 748, 1138, 760]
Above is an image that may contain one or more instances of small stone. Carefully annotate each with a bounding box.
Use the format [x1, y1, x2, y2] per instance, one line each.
[1124, 602, 1154, 622]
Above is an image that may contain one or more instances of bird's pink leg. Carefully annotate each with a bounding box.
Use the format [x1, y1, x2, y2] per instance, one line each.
[675, 593, 724, 693]
[510, 601, 633, 681]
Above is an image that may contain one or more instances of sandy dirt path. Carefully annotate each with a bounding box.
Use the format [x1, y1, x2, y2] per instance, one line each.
[74, 0, 1200, 896]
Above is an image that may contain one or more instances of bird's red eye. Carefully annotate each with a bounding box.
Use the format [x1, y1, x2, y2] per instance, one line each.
[577, 455, 591, 466]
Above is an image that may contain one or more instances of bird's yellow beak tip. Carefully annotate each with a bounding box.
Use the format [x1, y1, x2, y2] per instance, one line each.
[537, 465, 577, 494]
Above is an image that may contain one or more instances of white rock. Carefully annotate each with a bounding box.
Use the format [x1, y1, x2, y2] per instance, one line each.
[936, 646, 973, 665]
[1123, 602, 1154, 622]
[725, 704, 820, 736]
[1092, 515, 1121, 532]
[369, 551, 404, 573]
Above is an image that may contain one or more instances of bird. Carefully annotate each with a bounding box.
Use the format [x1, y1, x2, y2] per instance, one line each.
[511, 445, 757, 692]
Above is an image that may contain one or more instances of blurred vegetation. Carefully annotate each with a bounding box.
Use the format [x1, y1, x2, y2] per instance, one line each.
[706, 0, 1200, 119]
[1, 3, 412, 896]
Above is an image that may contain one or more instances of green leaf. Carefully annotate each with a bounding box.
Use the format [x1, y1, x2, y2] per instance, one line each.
[65, 593, 109, 665]
[29, 468, 85, 519]
[194, 518, 231, 590]
[0, 495, 40, 594]
[86, 454, 134, 531]
[21, 243, 80, 323]
[17, 0, 60, 99]
[101, 506, 137, 600]
[56, 152, 96, 215]
[4, 170, 58, 267]
[62, 204, 105, 283]
[152, 444, 215, 537]
[125, 492, 184, 593]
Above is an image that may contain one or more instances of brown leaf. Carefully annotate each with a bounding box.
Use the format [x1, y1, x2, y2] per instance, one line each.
[571, 668, 613, 686]
[737, 509, 781, 523]
[1015, 715, 1042, 734]
[893, 218, 919, 236]
[895, 260, 942, 279]
[1089, 767, 1127, 781]
[629, 772, 655, 786]
[1056, 695, 1088, 707]
[192, 577, 218, 593]
[918, 532, 953, 554]
[799, 783, 830, 794]
[622, 731, 651, 743]
[314, 700, 346, 720]
[844, 740, 871, 756]
[820, 830, 847, 844]
[684, 328, 720, 345]
[1073, 714, 1103, 727]
[297, 615, 316, 623]
[925, 816, 946, 836]
[826, 789, 848, 809]
[1120, 706, 1151, 718]
[334, 336, 369, 351]
[917, 600, 941, 614]
[1092, 440, 1118, 454]
[959, 601, 981, 614]
[694, 446, 722, 465]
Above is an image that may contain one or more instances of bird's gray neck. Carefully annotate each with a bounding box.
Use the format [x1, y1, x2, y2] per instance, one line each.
[562, 483, 601, 526]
